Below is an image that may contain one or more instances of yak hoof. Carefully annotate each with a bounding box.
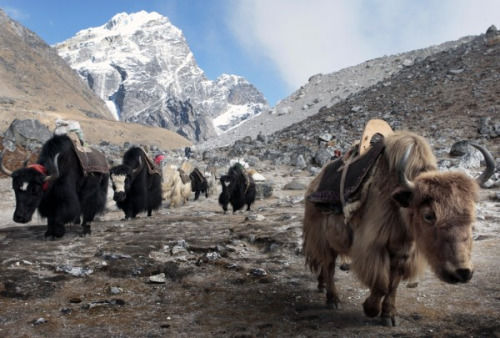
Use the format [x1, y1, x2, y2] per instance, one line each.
[326, 299, 340, 310]
[382, 315, 398, 327]
[53, 229, 65, 238]
[81, 225, 91, 236]
[363, 298, 381, 318]
[326, 293, 340, 309]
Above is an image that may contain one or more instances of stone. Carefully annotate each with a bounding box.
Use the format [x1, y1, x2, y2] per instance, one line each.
[33, 318, 47, 325]
[55, 265, 94, 277]
[283, 180, 307, 191]
[450, 140, 470, 157]
[255, 182, 273, 199]
[149, 273, 167, 284]
[245, 214, 265, 221]
[249, 268, 267, 277]
[313, 147, 333, 167]
[295, 155, 307, 169]
[2, 119, 52, 152]
[402, 59, 414, 67]
[318, 133, 332, 143]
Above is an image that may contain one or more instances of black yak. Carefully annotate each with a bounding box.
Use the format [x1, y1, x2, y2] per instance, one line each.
[0, 134, 109, 238]
[218, 163, 256, 214]
[110, 147, 162, 219]
[189, 167, 208, 200]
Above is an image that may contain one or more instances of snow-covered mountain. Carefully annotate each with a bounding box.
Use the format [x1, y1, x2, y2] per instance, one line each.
[55, 11, 268, 142]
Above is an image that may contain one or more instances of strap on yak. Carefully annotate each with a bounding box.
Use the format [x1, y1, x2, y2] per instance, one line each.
[139, 148, 162, 176]
[178, 168, 191, 184]
[27, 164, 50, 191]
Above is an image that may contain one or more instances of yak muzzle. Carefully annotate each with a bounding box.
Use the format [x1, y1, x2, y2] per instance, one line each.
[13, 212, 32, 224]
[113, 191, 126, 202]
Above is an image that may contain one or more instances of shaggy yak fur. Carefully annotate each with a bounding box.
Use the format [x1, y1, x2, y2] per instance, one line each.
[189, 167, 209, 200]
[162, 164, 192, 207]
[218, 164, 256, 214]
[303, 131, 494, 326]
[110, 147, 162, 219]
[0, 135, 108, 238]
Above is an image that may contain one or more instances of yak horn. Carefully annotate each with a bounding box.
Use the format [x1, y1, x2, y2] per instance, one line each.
[469, 143, 496, 187]
[398, 144, 416, 191]
[23, 151, 32, 167]
[44, 153, 60, 182]
[0, 152, 13, 177]
[132, 156, 142, 175]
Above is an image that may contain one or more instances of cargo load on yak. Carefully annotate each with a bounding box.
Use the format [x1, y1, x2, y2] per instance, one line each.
[307, 119, 393, 223]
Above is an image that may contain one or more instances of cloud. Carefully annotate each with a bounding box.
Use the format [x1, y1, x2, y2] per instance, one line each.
[1, 5, 29, 20]
[228, 0, 500, 91]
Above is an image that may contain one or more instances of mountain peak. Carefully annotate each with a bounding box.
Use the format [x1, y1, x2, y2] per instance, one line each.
[105, 11, 168, 31]
[56, 11, 268, 142]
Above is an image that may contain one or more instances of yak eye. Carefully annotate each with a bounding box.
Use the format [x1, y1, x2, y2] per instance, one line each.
[423, 211, 436, 224]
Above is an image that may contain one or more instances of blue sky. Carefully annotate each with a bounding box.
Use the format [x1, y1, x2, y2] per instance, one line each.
[1, 0, 499, 107]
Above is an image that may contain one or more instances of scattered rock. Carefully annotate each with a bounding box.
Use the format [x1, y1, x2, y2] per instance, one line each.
[32, 318, 47, 326]
[55, 265, 93, 277]
[283, 180, 307, 191]
[149, 273, 167, 284]
[249, 268, 267, 277]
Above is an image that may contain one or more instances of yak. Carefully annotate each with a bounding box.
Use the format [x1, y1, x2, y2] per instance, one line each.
[110, 147, 162, 219]
[303, 131, 495, 326]
[189, 167, 209, 200]
[0, 134, 109, 238]
[162, 164, 191, 207]
[218, 163, 256, 214]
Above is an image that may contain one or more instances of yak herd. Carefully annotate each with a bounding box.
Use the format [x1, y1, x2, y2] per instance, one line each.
[0, 127, 496, 327]
[0, 134, 257, 239]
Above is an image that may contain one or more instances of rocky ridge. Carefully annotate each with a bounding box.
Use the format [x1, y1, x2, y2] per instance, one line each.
[205, 27, 499, 176]
[199, 35, 476, 149]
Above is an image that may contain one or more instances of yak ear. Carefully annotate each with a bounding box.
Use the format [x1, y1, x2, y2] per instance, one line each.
[391, 187, 413, 208]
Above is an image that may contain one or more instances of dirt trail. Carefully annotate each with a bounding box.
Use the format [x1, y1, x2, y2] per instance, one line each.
[0, 167, 499, 337]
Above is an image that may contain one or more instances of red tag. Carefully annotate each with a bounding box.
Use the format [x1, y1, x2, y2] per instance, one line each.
[28, 164, 49, 191]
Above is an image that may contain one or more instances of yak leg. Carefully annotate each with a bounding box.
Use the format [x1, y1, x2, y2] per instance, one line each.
[380, 266, 403, 326]
[317, 268, 325, 292]
[45, 220, 56, 238]
[194, 190, 200, 201]
[325, 256, 340, 309]
[363, 289, 384, 318]
[51, 222, 66, 238]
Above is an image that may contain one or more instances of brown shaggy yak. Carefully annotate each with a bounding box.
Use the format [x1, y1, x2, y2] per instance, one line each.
[303, 131, 495, 326]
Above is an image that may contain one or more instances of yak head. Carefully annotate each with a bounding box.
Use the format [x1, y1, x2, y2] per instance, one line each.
[392, 142, 494, 284]
[0, 152, 59, 223]
[110, 156, 143, 203]
[110, 165, 133, 202]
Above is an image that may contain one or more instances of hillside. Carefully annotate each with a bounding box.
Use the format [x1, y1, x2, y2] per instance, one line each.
[0, 9, 191, 150]
[199, 35, 477, 150]
[211, 26, 499, 165]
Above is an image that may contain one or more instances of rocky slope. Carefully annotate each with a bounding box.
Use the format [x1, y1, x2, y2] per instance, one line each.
[199, 35, 477, 149]
[0, 9, 114, 123]
[55, 11, 268, 142]
[207, 26, 499, 172]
